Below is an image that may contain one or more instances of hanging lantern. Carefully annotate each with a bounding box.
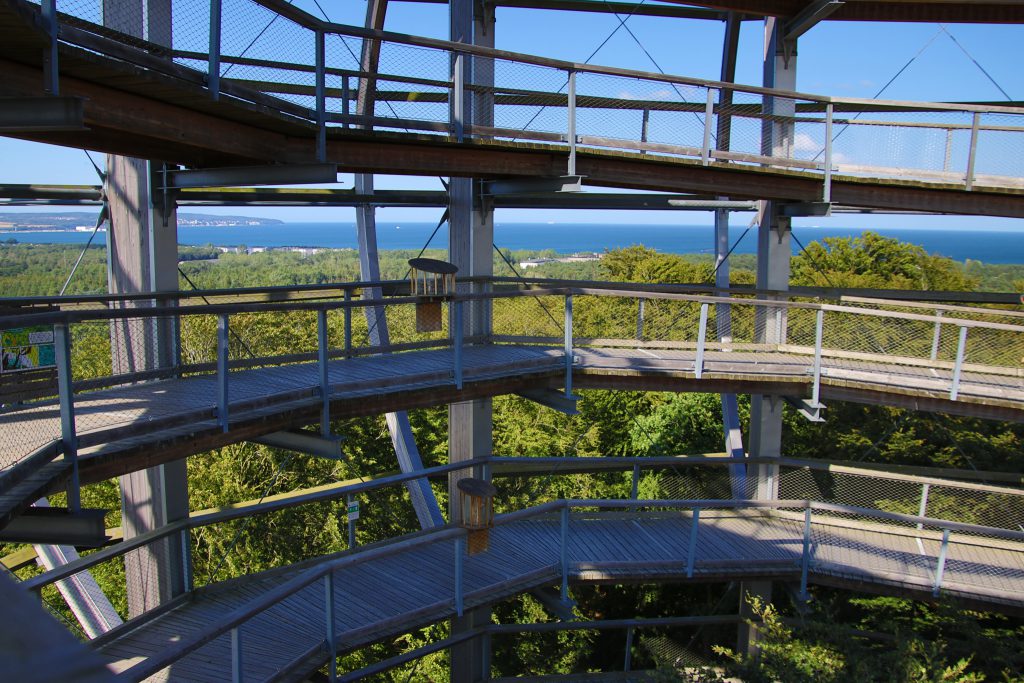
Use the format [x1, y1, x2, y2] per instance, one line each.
[457, 477, 496, 555]
[408, 257, 458, 332]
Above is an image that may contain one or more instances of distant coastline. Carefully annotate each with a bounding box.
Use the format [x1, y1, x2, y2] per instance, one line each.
[0, 211, 282, 231]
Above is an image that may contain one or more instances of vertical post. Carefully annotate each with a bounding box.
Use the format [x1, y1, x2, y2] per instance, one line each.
[560, 504, 570, 602]
[342, 76, 351, 129]
[640, 109, 650, 154]
[636, 298, 645, 341]
[932, 528, 951, 596]
[823, 102, 833, 202]
[54, 321, 79, 513]
[965, 112, 981, 191]
[343, 290, 352, 358]
[42, 0, 59, 95]
[567, 70, 577, 176]
[315, 29, 327, 162]
[949, 326, 968, 401]
[231, 626, 243, 683]
[930, 310, 944, 361]
[695, 303, 709, 379]
[453, 299, 464, 389]
[481, 630, 492, 681]
[318, 309, 330, 437]
[702, 88, 715, 165]
[686, 507, 700, 578]
[916, 483, 930, 531]
[208, 0, 222, 100]
[564, 294, 573, 397]
[943, 128, 953, 172]
[453, 53, 465, 141]
[799, 506, 812, 600]
[455, 536, 465, 616]
[325, 572, 337, 682]
[623, 625, 635, 672]
[180, 528, 193, 593]
[346, 493, 357, 549]
[631, 464, 640, 500]
[811, 308, 824, 407]
[217, 313, 229, 432]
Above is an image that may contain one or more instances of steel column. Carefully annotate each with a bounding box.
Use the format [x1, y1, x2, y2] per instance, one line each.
[916, 483, 930, 530]
[453, 299, 464, 389]
[42, 0, 59, 95]
[208, 0, 222, 100]
[823, 103, 833, 202]
[217, 313, 230, 432]
[318, 309, 330, 436]
[560, 505, 569, 602]
[811, 308, 824, 407]
[695, 303, 708, 379]
[930, 310, 944, 360]
[180, 529, 193, 593]
[455, 536, 464, 616]
[950, 326, 968, 400]
[231, 627, 242, 683]
[325, 572, 337, 681]
[564, 294, 574, 396]
[686, 508, 700, 578]
[965, 112, 981, 191]
[567, 71, 577, 176]
[932, 528, 951, 596]
[54, 322, 79, 512]
[315, 30, 327, 162]
[799, 506, 812, 600]
[702, 89, 715, 166]
[344, 291, 352, 358]
[636, 298, 645, 341]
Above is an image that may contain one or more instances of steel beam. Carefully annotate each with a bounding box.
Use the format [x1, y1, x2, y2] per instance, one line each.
[514, 388, 579, 415]
[0, 507, 107, 547]
[0, 97, 84, 132]
[165, 164, 338, 189]
[783, 0, 844, 44]
[252, 431, 346, 460]
[482, 175, 583, 195]
[784, 397, 826, 422]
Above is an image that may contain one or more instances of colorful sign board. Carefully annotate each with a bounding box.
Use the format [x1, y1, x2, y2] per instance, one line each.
[1, 326, 56, 373]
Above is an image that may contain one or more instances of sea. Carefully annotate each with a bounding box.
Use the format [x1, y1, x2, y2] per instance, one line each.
[3, 222, 1023, 264]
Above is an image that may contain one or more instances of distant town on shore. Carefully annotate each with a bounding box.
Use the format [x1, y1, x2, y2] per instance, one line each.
[0, 212, 282, 231]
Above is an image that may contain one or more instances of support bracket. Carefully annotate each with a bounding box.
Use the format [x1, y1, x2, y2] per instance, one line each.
[781, 201, 832, 217]
[784, 397, 826, 423]
[252, 430, 346, 460]
[482, 175, 582, 195]
[531, 586, 577, 621]
[514, 388, 579, 415]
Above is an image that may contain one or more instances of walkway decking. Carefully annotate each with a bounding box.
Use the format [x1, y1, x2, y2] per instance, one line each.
[1, 343, 1021, 508]
[92, 510, 1024, 682]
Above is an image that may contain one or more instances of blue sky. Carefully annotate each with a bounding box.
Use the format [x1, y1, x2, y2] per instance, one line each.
[1, 1, 1022, 236]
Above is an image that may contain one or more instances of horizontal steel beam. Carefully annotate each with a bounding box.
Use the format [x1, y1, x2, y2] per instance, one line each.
[252, 430, 346, 460]
[483, 175, 583, 195]
[0, 97, 85, 132]
[165, 164, 339, 189]
[0, 507, 108, 547]
[515, 389, 579, 415]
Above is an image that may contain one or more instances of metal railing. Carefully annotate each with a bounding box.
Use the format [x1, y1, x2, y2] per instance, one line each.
[2, 283, 1022, 473]
[30, 0, 1024, 193]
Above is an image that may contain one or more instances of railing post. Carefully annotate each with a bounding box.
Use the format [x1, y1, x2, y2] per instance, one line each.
[640, 109, 650, 155]
[631, 464, 640, 500]
[965, 112, 980, 191]
[315, 29, 327, 162]
[623, 625, 635, 672]
[949, 326, 968, 401]
[452, 53, 465, 142]
[823, 102, 834, 202]
[54, 321, 79, 512]
[318, 309, 330, 436]
[217, 313, 230, 432]
[635, 298, 645, 341]
[346, 493, 357, 549]
[42, 0, 59, 95]
[701, 89, 715, 166]
[231, 626, 243, 683]
[560, 504, 569, 602]
[180, 528, 193, 593]
[799, 506, 812, 600]
[455, 535, 465, 616]
[564, 294, 574, 397]
[811, 308, 824, 407]
[343, 290, 352, 358]
[930, 310, 944, 361]
[453, 299, 464, 390]
[694, 302, 708, 379]
[481, 629, 492, 681]
[943, 128, 953, 172]
[686, 507, 700, 578]
[342, 76, 351, 129]
[208, 0, 222, 100]
[325, 572, 337, 682]
[916, 483, 930, 531]
[932, 528, 951, 596]
[567, 70, 577, 176]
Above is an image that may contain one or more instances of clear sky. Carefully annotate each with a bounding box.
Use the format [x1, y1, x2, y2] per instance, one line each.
[1, 1, 1022, 235]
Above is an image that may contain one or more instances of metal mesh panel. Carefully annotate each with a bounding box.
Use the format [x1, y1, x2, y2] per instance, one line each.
[975, 112, 1024, 180]
[492, 59, 572, 138]
[492, 295, 564, 340]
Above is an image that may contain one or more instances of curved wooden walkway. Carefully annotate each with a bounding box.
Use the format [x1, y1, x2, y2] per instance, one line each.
[0, 342, 1021, 505]
[90, 508, 1024, 682]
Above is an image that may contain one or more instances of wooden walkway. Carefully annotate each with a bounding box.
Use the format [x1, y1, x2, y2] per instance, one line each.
[91, 509, 1024, 682]
[1, 343, 1021, 513]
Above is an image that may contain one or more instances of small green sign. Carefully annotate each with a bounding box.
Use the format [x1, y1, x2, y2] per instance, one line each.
[347, 502, 360, 520]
